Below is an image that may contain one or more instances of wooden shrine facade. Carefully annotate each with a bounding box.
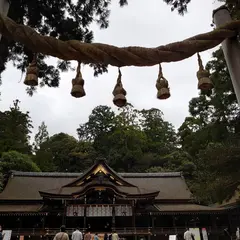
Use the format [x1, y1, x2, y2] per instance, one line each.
[0, 160, 236, 240]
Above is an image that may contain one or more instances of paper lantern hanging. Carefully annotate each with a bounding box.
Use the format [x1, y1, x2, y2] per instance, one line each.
[24, 53, 39, 86]
[156, 63, 170, 99]
[197, 53, 213, 90]
[112, 68, 127, 107]
[71, 62, 86, 98]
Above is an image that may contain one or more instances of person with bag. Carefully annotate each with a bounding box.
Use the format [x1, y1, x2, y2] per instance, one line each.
[53, 225, 69, 240]
[184, 228, 193, 240]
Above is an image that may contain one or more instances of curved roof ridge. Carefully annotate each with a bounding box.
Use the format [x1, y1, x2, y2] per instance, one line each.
[10, 171, 182, 178]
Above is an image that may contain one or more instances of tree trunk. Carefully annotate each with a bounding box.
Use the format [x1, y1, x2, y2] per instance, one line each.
[0, 0, 10, 41]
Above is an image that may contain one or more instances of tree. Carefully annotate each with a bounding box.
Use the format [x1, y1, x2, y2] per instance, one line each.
[178, 47, 240, 202]
[0, 151, 40, 188]
[190, 134, 240, 204]
[0, 0, 131, 95]
[33, 121, 49, 152]
[77, 105, 115, 142]
[140, 108, 177, 154]
[77, 104, 184, 172]
[179, 48, 240, 156]
[0, 100, 33, 155]
[163, 0, 240, 16]
[34, 132, 94, 172]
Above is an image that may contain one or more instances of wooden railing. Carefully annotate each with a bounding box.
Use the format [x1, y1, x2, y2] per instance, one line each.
[9, 226, 228, 237]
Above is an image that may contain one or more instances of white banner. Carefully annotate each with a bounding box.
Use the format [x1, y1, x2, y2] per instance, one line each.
[87, 205, 112, 217]
[115, 205, 132, 216]
[67, 205, 84, 216]
[67, 205, 132, 217]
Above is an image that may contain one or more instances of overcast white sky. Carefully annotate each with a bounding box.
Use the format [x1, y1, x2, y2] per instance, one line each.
[0, 0, 221, 139]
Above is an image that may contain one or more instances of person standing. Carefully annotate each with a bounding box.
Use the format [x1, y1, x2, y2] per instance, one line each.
[84, 231, 91, 240]
[104, 233, 108, 240]
[184, 228, 193, 240]
[236, 228, 240, 240]
[111, 231, 118, 240]
[72, 228, 83, 240]
[0, 225, 5, 240]
[53, 225, 69, 240]
[94, 233, 99, 240]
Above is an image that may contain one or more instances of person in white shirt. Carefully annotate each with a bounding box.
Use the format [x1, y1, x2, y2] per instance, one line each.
[236, 227, 240, 240]
[72, 227, 83, 240]
[184, 228, 194, 240]
[111, 231, 119, 240]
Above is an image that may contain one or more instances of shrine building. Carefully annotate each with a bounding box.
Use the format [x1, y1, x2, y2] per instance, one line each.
[0, 159, 236, 240]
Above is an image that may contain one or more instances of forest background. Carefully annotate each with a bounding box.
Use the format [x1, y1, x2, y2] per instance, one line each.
[0, 0, 240, 206]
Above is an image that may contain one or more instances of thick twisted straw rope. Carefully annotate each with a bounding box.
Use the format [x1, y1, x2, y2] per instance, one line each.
[0, 14, 240, 67]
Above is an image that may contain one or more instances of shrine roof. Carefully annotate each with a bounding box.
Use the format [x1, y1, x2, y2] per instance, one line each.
[0, 204, 43, 212]
[0, 171, 191, 201]
[7, 171, 181, 178]
[0, 160, 191, 201]
[153, 203, 224, 214]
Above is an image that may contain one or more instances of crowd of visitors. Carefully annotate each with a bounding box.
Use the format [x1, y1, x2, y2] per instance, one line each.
[53, 226, 119, 240]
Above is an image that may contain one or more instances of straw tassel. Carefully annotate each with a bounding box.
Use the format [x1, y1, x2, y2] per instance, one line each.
[197, 53, 213, 90]
[71, 62, 86, 98]
[156, 64, 170, 99]
[112, 68, 127, 107]
[24, 53, 39, 86]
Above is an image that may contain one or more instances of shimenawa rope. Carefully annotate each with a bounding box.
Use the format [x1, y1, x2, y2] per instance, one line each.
[0, 14, 240, 67]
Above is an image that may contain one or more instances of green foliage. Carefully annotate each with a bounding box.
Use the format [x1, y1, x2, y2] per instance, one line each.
[0, 0, 130, 94]
[179, 48, 240, 157]
[0, 151, 40, 188]
[33, 121, 49, 152]
[33, 133, 94, 172]
[190, 134, 240, 204]
[0, 100, 33, 155]
[77, 104, 183, 173]
[179, 46, 240, 203]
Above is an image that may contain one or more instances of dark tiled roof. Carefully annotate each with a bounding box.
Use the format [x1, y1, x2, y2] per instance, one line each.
[10, 171, 182, 178]
[0, 171, 191, 201]
[0, 204, 43, 212]
[154, 204, 223, 212]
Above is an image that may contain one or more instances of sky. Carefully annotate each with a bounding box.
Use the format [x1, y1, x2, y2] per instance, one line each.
[0, 0, 222, 139]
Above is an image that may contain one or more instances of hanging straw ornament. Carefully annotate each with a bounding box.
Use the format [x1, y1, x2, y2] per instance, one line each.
[156, 64, 170, 99]
[197, 53, 213, 90]
[24, 53, 39, 86]
[112, 68, 127, 107]
[71, 62, 86, 98]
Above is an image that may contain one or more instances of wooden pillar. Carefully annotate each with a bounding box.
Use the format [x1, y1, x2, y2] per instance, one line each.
[172, 215, 177, 234]
[148, 213, 152, 240]
[132, 200, 137, 240]
[62, 200, 67, 226]
[41, 216, 45, 229]
[211, 215, 217, 229]
[132, 200, 136, 229]
[227, 213, 233, 237]
[84, 196, 87, 232]
[112, 197, 116, 231]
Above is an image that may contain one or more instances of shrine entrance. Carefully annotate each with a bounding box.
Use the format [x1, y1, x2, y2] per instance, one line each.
[86, 217, 112, 233]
